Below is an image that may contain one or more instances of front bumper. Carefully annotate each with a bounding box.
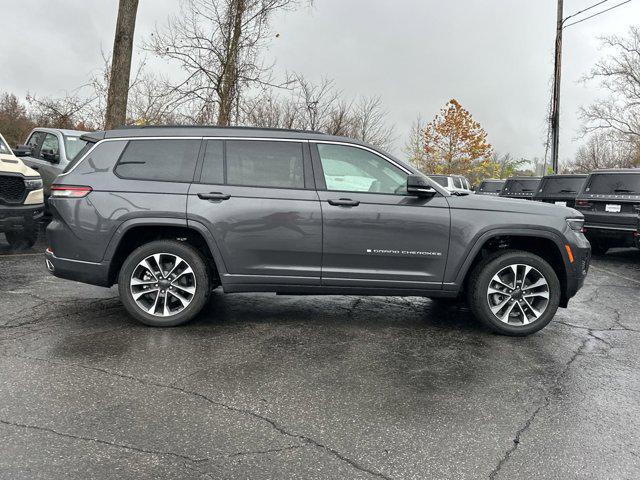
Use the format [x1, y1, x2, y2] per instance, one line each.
[561, 232, 591, 306]
[0, 203, 44, 233]
[44, 249, 111, 287]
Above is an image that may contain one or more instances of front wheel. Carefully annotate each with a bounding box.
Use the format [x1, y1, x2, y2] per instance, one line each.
[118, 240, 210, 327]
[5, 229, 38, 250]
[467, 250, 560, 336]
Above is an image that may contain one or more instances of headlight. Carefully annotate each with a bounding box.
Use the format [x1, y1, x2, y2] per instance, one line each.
[566, 218, 584, 232]
[24, 178, 43, 190]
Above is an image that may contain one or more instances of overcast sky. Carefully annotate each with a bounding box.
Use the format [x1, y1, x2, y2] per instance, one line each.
[1, 0, 638, 163]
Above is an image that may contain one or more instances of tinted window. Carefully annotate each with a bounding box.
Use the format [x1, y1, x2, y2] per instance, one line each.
[64, 141, 95, 173]
[70, 141, 128, 176]
[115, 139, 200, 182]
[503, 178, 540, 193]
[539, 176, 586, 195]
[585, 173, 640, 195]
[40, 133, 60, 162]
[453, 177, 463, 188]
[0, 136, 10, 154]
[430, 176, 448, 187]
[201, 140, 224, 184]
[479, 180, 504, 193]
[227, 140, 304, 189]
[318, 144, 407, 194]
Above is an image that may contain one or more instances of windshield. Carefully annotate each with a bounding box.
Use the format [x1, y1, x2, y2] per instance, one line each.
[479, 180, 504, 193]
[0, 136, 11, 155]
[503, 178, 540, 193]
[539, 176, 586, 195]
[585, 173, 640, 195]
[430, 176, 448, 187]
[64, 135, 88, 161]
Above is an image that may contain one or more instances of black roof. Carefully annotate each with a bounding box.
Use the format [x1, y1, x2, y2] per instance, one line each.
[505, 176, 542, 181]
[588, 168, 640, 174]
[541, 173, 588, 179]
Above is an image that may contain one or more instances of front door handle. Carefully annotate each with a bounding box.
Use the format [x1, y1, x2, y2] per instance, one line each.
[328, 198, 360, 207]
[198, 192, 231, 201]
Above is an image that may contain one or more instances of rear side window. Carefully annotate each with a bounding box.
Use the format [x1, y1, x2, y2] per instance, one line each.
[115, 139, 200, 182]
[63, 141, 95, 173]
[66, 140, 127, 176]
[585, 174, 640, 195]
[479, 181, 503, 193]
[226, 140, 304, 189]
[201, 140, 224, 184]
[430, 176, 448, 187]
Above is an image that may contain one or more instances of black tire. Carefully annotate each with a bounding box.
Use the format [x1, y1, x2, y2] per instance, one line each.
[590, 240, 609, 256]
[466, 250, 560, 336]
[118, 240, 210, 327]
[5, 229, 38, 250]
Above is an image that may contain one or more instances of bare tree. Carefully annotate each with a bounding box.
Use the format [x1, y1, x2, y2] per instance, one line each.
[580, 26, 640, 140]
[403, 115, 427, 171]
[146, 0, 308, 126]
[569, 132, 640, 173]
[105, 0, 140, 129]
[347, 96, 395, 150]
[0, 93, 35, 147]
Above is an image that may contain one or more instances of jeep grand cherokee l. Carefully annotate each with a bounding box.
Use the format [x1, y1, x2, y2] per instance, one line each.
[45, 127, 590, 336]
[0, 133, 44, 249]
[575, 169, 640, 255]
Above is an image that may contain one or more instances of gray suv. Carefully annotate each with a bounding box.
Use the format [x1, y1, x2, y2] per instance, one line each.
[45, 126, 590, 335]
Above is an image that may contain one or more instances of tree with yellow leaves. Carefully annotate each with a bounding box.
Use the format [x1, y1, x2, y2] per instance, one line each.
[422, 99, 499, 185]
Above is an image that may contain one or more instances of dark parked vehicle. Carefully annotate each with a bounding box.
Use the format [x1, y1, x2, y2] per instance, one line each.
[15, 128, 88, 203]
[45, 126, 590, 335]
[499, 177, 542, 199]
[534, 174, 587, 209]
[575, 169, 640, 255]
[476, 179, 505, 196]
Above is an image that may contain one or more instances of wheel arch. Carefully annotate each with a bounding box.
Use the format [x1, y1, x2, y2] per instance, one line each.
[104, 218, 227, 286]
[450, 228, 571, 307]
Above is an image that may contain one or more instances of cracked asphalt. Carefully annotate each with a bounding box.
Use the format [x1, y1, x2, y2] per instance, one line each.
[0, 232, 639, 479]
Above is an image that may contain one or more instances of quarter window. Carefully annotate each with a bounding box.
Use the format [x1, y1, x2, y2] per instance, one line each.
[115, 139, 200, 182]
[316, 144, 407, 194]
[226, 140, 304, 189]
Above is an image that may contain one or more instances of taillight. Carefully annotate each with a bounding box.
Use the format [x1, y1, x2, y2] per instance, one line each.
[575, 199, 591, 209]
[50, 185, 92, 198]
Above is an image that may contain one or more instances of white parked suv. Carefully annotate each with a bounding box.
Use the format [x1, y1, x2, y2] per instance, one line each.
[0, 133, 44, 249]
[428, 174, 473, 195]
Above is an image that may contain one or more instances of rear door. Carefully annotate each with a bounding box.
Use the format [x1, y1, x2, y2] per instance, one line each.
[312, 142, 450, 289]
[188, 138, 322, 284]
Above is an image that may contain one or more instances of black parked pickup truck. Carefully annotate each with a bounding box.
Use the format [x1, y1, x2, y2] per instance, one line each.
[575, 169, 640, 255]
[499, 177, 542, 200]
[534, 174, 587, 209]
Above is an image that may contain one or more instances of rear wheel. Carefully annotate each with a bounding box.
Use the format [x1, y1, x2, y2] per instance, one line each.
[467, 250, 560, 336]
[118, 240, 210, 327]
[5, 229, 38, 250]
[589, 240, 610, 256]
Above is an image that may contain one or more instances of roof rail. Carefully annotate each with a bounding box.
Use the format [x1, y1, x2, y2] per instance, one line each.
[113, 124, 327, 135]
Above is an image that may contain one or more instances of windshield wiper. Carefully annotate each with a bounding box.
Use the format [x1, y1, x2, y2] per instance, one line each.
[558, 189, 576, 193]
[450, 191, 470, 196]
[614, 188, 636, 193]
[520, 189, 534, 192]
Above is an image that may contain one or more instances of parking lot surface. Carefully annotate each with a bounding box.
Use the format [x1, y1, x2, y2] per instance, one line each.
[0, 233, 639, 480]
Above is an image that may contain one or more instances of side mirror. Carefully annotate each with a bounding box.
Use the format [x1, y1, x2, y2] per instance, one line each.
[407, 174, 437, 197]
[12, 145, 32, 157]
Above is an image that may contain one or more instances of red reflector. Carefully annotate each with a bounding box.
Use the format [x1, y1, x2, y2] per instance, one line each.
[50, 185, 92, 198]
[575, 200, 590, 208]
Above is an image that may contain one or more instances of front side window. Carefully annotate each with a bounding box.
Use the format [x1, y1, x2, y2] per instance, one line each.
[226, 140, 304, 189]
[115, 139, 200, 182]
[453, 177, 463, 189]
[40, 133, 60, 162]
[26, 131, 45, 151]
[317, 144, 407, 194]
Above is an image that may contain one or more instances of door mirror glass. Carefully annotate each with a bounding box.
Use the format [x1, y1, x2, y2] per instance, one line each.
[12, 145, 32, 157]
[407, 174, 436, 197]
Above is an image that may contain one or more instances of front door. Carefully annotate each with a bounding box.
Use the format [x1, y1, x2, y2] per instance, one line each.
[312, 142, 450, 289]
[188, 138, 322, 285]
[23, 132, 62, 197]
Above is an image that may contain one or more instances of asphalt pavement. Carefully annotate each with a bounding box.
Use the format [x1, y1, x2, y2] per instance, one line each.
[0, 232, 638, 479]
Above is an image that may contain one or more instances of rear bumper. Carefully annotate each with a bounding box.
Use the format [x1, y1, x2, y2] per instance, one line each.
[0, 204, 44, 233]
[44, 249, 111, 287]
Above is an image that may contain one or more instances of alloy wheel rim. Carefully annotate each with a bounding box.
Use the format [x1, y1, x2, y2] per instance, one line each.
[130, 253, 196, 317]
[486, 263, 550, 325]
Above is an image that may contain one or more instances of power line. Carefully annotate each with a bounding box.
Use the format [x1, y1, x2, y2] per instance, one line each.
[564, 0, 632, 28]
[563, 0, 610, 24]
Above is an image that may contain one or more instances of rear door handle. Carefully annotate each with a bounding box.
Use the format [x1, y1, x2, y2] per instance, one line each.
[328, 198, 360, 207]
[197, 192, 231, 201]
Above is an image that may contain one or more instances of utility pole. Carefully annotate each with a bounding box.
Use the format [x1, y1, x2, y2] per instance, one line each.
[550, 0, 563, 174]
[105, 0, 140, 130]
